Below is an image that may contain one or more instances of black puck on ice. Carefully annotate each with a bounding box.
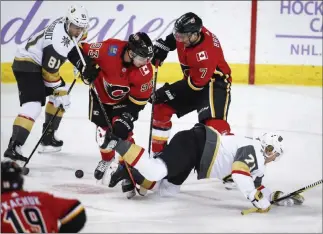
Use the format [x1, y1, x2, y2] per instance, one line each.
[75, 170, 84, 178]
[21, 167, 30, 175]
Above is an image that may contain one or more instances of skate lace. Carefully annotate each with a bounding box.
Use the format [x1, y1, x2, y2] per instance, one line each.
[97, 160, 109, 172]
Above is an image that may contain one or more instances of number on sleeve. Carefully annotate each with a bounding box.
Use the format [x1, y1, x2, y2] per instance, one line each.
[47, 56, 60, 69]
[244, 154, 256, 171]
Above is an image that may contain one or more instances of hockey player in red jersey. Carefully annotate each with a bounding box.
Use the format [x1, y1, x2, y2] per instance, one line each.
[1, 161, 86, 233]
[69, 32, 154, 196]
[150, 12, 233, 154]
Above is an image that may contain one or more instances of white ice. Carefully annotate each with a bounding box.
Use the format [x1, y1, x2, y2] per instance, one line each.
[1, 83, 322, 233]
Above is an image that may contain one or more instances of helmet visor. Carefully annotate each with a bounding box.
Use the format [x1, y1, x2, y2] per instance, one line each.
[173, 28, 192, 42]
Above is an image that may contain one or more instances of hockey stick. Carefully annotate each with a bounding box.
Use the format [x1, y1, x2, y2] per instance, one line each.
[241, 179, 323, 215]
[147, 60, 160, 156]
[72, 38, 140, 194]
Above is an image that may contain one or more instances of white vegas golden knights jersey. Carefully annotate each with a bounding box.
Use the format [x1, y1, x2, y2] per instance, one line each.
[155, 132, 267, 197]
[14, 17, 86, 87]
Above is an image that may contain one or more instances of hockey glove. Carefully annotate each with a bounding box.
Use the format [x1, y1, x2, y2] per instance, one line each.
[247, 189, 271, 213]
[271, 191, 305, 206]
[99, 130, 120, 151]
[152, 39, 170, 66]
[113, 112, 134, 140]
[75, 55, 100, 85]
[149, 83, 176, 104]
[52, 86, 71, 110]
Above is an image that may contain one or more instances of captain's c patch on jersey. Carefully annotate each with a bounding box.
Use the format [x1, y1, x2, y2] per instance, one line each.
[108, 45, 118, 56]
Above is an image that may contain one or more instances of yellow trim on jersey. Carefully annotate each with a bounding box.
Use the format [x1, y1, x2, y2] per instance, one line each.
[152, 135, 169, 141]
[100, 148, 113, 153]
[232, 161, 251, 174]
[45, 102, 65, 117]
[13, 116, 34, 132]
[60, 204, 84, 225]
[209, 79, 216, 118]
[206, 127, 221, 178]
[129, 96, 148, 105]
[188, 76, 203, 91]
[42, 68, 60, 82]
[14, 57, 38, 65]
[123, 144, 144, 166]
[223, 82, 231, 121]
[141, 178, 155, 190]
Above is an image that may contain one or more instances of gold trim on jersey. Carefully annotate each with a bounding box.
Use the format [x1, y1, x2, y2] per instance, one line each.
[14, 57, 38, 65]
[42, 68, 60, 82]
[129, 96, 148, 105]
[223, 82, 231, 121]
[141, 178, 156, 190]
[100, 148, 113, 153]
[209, 79, 216, 118]
[188, 76, 204, 91]
[13, 116, 35, 132]
[60, 204, 85, 225]
[45, 102, 64, 117]
[122, 144, 145, 167]
[206, 127, 221, 178]
[232, 161, 251, 175]
[152, 135, 168, 141]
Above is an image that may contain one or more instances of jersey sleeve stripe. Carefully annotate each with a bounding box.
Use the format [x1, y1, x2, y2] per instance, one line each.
[232, 161, 251, 177]
[42, 68, 60, 82]
[187, 76, 204, 91]
[129, 95, 148, 105]
[60, 203, 85, 225]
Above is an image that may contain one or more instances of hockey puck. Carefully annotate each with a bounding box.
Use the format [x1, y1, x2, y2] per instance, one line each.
[75, 170, 84, 178]
[21, 167, 30, 175]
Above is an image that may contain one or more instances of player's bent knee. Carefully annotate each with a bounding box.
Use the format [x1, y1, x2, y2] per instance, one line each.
[18, 101, 42, 120]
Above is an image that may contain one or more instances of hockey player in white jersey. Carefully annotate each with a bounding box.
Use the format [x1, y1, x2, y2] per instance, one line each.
[101, 123, 304, 212]
[4, 5, 100, 162]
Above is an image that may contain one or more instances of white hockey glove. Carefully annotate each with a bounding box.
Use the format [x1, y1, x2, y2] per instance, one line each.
[247, 189, 271, 213]
[52, 86, 71, 110]
[271, 191, 305, 206]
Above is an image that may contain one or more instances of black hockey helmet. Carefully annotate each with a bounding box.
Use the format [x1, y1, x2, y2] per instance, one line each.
[1, 161, 24, 193]
[174, 12, 203, 34]
[128, 32, 154, 59]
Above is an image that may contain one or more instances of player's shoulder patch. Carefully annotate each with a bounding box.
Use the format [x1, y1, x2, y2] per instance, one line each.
[139, 64, 152, 77]
[50, 21, 74, 57]
[108, 45, 118, 56]
[196, 50, 208, 62]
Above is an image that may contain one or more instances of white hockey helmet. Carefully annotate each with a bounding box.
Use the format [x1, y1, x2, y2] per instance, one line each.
[65, 4, 89, 30]
[259, 132, 284, 161]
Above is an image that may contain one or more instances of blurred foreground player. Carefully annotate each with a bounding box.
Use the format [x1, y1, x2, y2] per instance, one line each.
[3, 4, 96, 163]
[150, 12, 233, 154]
[102, 124, 304, 212]
[70, 32, 154, 197]
[1, 161, 86, 233]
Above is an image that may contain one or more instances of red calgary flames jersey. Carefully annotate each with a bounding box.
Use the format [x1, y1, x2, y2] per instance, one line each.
[82, 39, 153, 105]
[176, 26, 231, 90]
[1, 190, 83, 233]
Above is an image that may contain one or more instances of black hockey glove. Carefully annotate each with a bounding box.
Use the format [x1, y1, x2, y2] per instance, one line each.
[113, 112, 134, 140]
[151, 39, 170, 67]
[149, 83, 176, 104]
[77, 57, 101, 85]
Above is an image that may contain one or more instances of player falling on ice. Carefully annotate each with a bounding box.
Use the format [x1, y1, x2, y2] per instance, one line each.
[3, 5, 98, 163]
[150, 12, 233, 155]
[100, 123, 305, 212]
[70, 32, 154, 197]
[1, 161, 87, 233]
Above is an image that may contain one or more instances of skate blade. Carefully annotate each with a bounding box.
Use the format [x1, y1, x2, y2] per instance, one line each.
[38, 145, 62, 154]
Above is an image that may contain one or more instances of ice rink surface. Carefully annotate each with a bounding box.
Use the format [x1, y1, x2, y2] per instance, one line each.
[1, 83, 322, 233]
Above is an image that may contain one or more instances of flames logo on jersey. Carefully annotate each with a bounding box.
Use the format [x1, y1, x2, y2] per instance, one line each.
[103, 79, 130, 101]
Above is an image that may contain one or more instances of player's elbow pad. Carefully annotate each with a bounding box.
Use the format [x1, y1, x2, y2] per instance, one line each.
[58, 209, 86, 233]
